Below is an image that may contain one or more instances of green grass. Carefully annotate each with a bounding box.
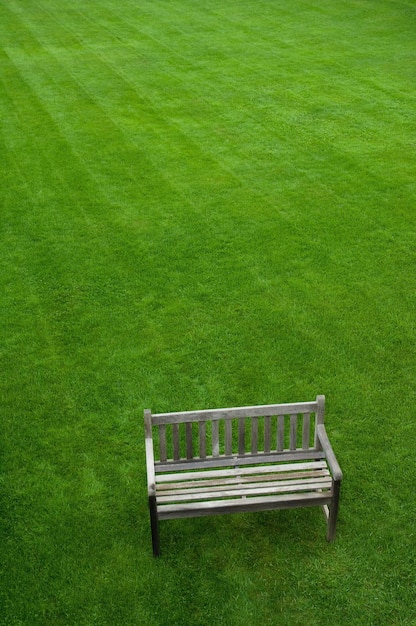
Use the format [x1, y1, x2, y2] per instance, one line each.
[1, 0, 415, 623]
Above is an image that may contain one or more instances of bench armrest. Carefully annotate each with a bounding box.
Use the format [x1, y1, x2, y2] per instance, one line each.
[316, 424, 343, 482]
[144, 410, 156, 497]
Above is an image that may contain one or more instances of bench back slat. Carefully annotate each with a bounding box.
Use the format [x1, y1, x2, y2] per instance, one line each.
[147, 397, 325, 464]
[151, 401, 318, 425]
[159, 424, 167, 462]
[172, 423, 180, 460]
[251, 417, 259, 454]
[302, 413, 311, 450]
[238, 419, 245, 455]
[225, 420, 233, 456]
[199, 422, 207, 459]
[185, 423, 193, 460]
[277, 415, 285, 451]
[264, 416, 271, 453]
[212, 420, 220, 457]
[290, 414, 297, 451]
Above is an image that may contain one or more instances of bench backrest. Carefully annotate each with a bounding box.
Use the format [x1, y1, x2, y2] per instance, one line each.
[145, 396, 326, 469]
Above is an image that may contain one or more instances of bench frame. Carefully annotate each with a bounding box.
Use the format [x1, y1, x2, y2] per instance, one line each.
[145, 395, 342, 556]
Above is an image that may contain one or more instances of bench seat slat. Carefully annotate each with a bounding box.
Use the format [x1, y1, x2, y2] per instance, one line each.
[157, 477, 332, 502]
[157, 491, 333, 520]
[156, 468, 330, 491]
[155, 460, 328, 483]
[157, 478, 332, 503]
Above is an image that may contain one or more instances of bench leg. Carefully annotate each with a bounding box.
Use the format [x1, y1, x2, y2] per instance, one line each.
[149, 495, 160, 557]
[327, 480, 341, 542]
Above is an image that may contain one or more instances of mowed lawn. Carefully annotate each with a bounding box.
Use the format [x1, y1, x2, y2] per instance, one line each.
[1, 0, 415, 623]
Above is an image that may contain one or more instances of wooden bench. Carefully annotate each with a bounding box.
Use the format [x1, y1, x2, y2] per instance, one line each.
[144, 395, 342, 556]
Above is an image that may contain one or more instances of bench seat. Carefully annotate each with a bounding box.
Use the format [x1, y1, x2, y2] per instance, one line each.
[156, 460, 332, 519]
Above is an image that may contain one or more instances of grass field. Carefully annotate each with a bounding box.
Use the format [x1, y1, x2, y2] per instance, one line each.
[1, 0, 415, 623]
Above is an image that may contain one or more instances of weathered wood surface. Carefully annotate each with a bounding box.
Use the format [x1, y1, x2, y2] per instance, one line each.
[199, 422, 206, 459]
[159, 424, 167, 462]
[225, 419, 232, 456]
[152, 412, 321, 463]
[157, 479, 331, 502]
[185, 423, 193, 460]
[158, 491, 333, 520]
[152, 401, 319, 425]
[154, 450, 326, 473]
[156, 460, 329, 483]
[144, 396, 342, 554]
[144, 409, 156, 496]
[277, 415, 285, 451]
[302, 413, 311, 450]
[316, 424, 343, 481]
[172, 423, 180, 460]
[157, 469, 330, 490]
